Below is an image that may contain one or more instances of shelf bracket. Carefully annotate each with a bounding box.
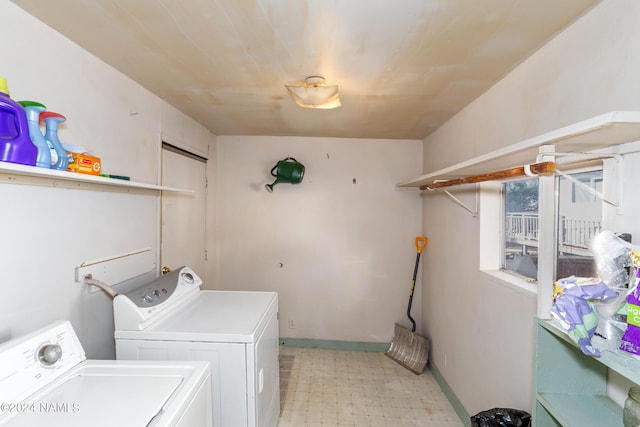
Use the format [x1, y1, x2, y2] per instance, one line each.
[427, 184, 479, 217]
[555, 168, 617, 207]
[537, 150, 623, 214]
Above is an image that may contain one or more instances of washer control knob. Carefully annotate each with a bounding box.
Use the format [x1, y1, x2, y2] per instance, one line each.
[38, 344, 62, 366]
[142, 294, 153, 303]
[153, 290, 161, 297]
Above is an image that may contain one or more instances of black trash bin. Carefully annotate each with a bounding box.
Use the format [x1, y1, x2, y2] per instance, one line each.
[470, 408, 531, 427]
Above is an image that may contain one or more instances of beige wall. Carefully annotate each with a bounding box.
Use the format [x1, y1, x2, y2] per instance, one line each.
[0, 2, 215, 358]
[215, 136, 422, 342]
[8, 0, 640, 418]
[421, 0, 640, 415]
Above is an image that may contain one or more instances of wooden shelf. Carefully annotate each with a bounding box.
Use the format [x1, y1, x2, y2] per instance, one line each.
[534, 318, 640, 426]
[397, 111, 640, 188]
[0, 161, 192, 193]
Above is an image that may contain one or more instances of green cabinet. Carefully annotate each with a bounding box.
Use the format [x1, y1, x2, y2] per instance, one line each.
[534, 317, 640, 426]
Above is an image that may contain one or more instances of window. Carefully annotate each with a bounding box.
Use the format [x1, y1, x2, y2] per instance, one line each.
[556, 170, 602, 278]
[504, 178, 539, 280]
[502, 168, 603, 281]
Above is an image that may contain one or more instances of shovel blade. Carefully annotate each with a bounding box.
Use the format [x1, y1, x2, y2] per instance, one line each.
[385, 323, 430, 375]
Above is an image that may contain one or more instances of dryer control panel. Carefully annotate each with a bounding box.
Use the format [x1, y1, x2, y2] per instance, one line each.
[113, 266, 203, 330]
[122, 266, 200, 308]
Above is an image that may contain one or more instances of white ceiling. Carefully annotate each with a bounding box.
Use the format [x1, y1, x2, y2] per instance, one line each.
[12, 0, 601, 140]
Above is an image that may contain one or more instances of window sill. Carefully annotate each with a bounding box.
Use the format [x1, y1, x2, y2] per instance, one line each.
[480, 269, 538, 295]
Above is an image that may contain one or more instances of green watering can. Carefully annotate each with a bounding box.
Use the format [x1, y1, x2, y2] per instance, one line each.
[265, 157, 305, 192]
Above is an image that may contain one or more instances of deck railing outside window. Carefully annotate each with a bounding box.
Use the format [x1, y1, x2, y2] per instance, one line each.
[505, 212, 539, 243]
[559, 217, 602, 251]
[505, 213, 601, 252]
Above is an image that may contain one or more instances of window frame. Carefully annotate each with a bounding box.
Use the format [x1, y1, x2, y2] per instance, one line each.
[479, 162, 609, 301]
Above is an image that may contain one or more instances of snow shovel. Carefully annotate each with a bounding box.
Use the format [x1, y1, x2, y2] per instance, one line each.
[385, 236, 430, 375]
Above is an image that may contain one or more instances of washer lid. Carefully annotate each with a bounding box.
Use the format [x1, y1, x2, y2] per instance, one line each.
[3, 374, 182, 427]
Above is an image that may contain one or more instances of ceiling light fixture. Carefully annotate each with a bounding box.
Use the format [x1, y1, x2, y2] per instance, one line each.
[285, 76, 341, 109]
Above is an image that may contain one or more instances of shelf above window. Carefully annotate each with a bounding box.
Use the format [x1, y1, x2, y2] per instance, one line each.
[0, 161, 193, 193]
[397, 111, 640, 188]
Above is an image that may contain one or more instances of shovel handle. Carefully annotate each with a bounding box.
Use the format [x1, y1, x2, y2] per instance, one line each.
[415, 237, 428, 254]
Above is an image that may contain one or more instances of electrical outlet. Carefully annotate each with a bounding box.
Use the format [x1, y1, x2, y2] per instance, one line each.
[288, 318, 296, 329]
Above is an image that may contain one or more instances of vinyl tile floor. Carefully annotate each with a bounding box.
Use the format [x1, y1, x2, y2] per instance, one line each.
[277, 347, 464, 427]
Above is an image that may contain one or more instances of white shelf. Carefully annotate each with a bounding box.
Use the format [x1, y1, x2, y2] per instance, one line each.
[534, 318, 640, 426]
[397, 111, 640, 188]
[536, 392, 620, 426]
[0, 161, 192, 193]
[540, 318, 640, 385]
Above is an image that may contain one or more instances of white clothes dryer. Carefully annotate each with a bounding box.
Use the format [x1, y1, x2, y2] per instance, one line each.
[0, 320, 211, 427]
[113, 266, 279, 427]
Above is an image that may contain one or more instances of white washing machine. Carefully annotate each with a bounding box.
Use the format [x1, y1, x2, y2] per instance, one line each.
[0, 320, 211, 427]
[113, 266, 279, 427]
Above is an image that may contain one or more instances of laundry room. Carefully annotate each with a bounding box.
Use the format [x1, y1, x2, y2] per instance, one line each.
[3, 1, 640, 426]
